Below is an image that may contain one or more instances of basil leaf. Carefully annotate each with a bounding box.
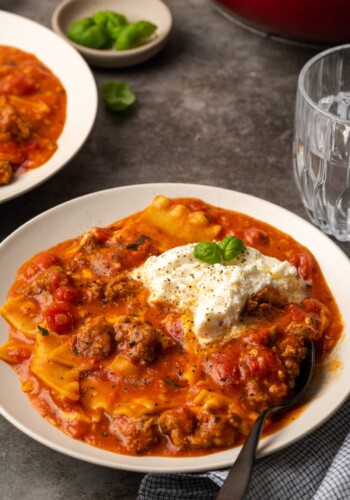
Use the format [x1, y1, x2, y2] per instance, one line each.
[164, 380, 184, 388]
[37, 325, 49, 336]
[102, 81, 136, 112]
[126, 235, 151, 250]
[219, 236, 246, 260]
[92, 11, 128, 41]
[67, 17, 110, 49]
[194, 242, 223, 265]
[116, 20, 157, 50]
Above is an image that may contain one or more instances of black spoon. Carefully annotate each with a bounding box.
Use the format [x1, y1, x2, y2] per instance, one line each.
[217, 340, 315, 500]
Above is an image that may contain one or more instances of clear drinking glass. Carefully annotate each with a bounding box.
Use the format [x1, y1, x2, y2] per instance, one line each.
[293, 44, 350, 242]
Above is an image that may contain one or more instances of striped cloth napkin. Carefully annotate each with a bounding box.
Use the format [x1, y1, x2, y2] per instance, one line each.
[138, 397, 350, 500]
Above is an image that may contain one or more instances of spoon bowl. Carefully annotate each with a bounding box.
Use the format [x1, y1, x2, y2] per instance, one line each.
[217, 340, 315, 500]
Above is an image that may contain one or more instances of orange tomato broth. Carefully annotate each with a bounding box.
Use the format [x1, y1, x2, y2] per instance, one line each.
[0, 45, 66, 174]
[0, 197, 343, 457]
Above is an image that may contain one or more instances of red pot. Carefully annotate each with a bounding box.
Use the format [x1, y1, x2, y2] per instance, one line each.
[213, 0, 350, 44]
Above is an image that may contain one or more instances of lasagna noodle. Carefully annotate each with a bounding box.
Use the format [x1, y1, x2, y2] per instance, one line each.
[109, 195, 222, 252]
[31, 333, 80, 401]
[140, 195, 222, 243]
[0, 339, 33, 363]
[0, 295, 40, 334]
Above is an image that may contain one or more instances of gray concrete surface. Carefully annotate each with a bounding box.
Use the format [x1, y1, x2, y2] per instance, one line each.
[0, 1, 349, 499]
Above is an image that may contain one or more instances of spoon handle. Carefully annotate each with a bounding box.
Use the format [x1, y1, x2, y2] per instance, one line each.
[216, 410, 269, 500]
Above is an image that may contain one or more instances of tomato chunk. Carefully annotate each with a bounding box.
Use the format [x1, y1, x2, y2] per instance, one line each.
[0, 74, 37, 95]
[37, 253, 60, 270]
[23, 253, 60, 279]
[162, 315, 184, 342]
[242, 329, 276, 347]
[244, 227, 270, 246]
[242, 345, 282, 378]
[45, 305, 74, 334]
[55, 285, 81, 304]
[289, 252, 314, 280]
[205, 341, 284, 389]
[204, 347, 241, 386]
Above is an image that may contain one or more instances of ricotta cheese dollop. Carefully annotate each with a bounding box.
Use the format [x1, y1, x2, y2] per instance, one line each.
[131, 243, 307, 345]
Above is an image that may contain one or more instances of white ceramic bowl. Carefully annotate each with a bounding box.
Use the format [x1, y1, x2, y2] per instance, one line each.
[52, 0, 173, 68]
[1, 184, 350, 472]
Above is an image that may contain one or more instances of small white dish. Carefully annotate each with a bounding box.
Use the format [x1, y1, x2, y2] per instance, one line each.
[52, 0, 173, 68]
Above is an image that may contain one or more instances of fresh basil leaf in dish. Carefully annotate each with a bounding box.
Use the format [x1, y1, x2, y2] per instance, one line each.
[37, 325, 49, 336]
[219, 236, 246, 260]
[67, 17, 109, 49]
[67, 12, 158, 52]
[194, 241, 223, 265]
[92, 11, 128, 41]
[126, 235, 151, 250]
[194, 237, 246, 264]
[116, 20, 157, 50]
[164, 380, 184, 388]
[102, 81, 136, 112]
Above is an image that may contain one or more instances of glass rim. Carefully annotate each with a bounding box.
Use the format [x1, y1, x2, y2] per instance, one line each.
[298, 43, 350, 125]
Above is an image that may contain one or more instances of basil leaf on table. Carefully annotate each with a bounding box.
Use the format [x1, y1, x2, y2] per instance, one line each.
[219, 236, 246, 260]
[194, 242, 223, 265]
[67, 17, 110, 49]
[102, 82, 136, 112]
[92, 10, 128, 41]
[116, 20, 157, 50]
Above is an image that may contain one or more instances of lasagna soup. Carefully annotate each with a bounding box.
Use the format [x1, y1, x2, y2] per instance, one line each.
[0, 196, 343, 456]
[0, 46, 67, 185]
